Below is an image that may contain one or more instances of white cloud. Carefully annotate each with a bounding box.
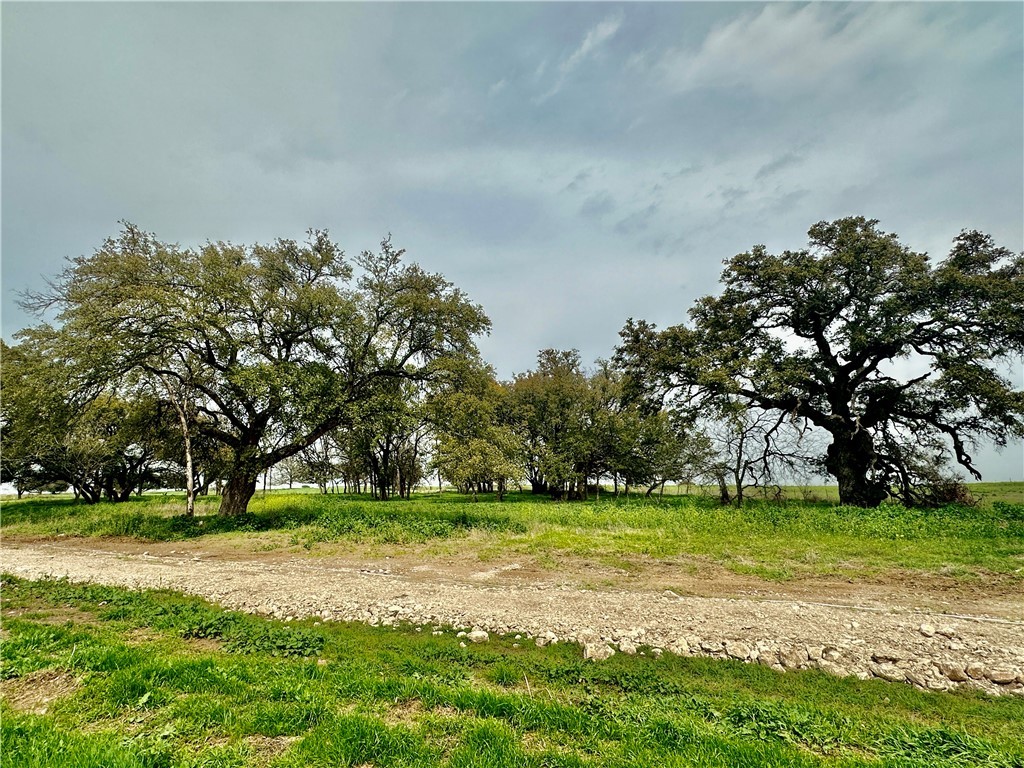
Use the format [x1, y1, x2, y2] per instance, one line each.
[561, 13, 623, 75]
[538, 12, 624, 102]
[659, 4, 1010, 96]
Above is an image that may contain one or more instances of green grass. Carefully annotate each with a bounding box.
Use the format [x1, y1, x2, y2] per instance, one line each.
[3, 487, 1024, 584]
[2, 576, 1022, 767]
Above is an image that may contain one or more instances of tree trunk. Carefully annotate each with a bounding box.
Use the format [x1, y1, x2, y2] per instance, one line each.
[825, 430, 888, 507]
[717, 475, 731, 505]
[160, 375, 196, 517]
[530, 479, 548, 495]
[219, 469, 259, 516]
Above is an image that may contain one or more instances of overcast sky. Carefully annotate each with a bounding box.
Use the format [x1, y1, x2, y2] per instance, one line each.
[3, 2, 1022, 480]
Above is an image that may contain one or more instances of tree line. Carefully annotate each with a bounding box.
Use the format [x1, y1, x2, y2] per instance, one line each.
[2, 217, 1021, 513]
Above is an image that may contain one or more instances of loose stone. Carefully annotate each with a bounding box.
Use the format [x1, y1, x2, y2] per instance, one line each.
[870, 663, 907, 683]
[584, 641, 615, 662]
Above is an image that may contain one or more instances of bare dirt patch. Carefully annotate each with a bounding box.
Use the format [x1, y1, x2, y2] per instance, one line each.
[3, 604, 99, 626]
[1, 669, 80, 714]
[245, 735, 297, 765]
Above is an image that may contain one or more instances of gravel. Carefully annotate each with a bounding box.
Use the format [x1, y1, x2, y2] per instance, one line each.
[3, 541, 1022, 696]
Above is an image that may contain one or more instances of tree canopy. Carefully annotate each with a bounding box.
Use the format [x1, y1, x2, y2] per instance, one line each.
[23, 225, 490, 514]
[616, 217, 1024, 506]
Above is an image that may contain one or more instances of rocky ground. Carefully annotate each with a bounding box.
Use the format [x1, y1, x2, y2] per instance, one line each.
[2, 539, 1022, 697]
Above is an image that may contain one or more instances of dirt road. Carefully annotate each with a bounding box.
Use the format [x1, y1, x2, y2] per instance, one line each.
[3, 539, 1022, 696]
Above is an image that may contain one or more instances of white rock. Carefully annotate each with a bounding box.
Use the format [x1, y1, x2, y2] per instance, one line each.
[966, 661, 986, 680]
[584, 642, 615, 662]
[987, 668, 1017, 685]
[778, 646, 807, 669]
[726, 642, 750, 660]
[467, 630, 489, 644]
[919, 623, 936, 638]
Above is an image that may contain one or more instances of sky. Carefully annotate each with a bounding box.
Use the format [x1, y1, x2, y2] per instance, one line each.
[2, 2, 1022, 480]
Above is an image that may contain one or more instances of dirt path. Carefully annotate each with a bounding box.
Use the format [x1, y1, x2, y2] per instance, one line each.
[3, 539, 1022, 696]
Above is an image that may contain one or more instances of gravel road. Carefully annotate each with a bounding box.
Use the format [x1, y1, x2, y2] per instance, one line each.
[3, 540, 1022, 696]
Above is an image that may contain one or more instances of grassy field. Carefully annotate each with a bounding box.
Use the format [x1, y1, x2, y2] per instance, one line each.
[2, 576, 1022, 768]
[2, 485, 1023, 583]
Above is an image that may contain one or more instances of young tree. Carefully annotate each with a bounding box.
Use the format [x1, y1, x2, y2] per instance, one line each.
[24, 225, 489, 515]
[617, 218, 1023, 506]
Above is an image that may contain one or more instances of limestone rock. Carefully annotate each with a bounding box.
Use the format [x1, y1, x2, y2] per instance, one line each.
[778, 646, 808, 669]
[938, 662, 969, 682]
[535, 631, 558, 648]
[584, 641, 615, 662]
[817, 660, 849, 678]
[919, 623, 936, 638]
[966, 661, 986, 680]
[987, 668, 1017, 685]
[870, 663, 906, 683]
[467, 630, 489, 644]
[821, 646, 841, 662]
[726, 642, 750, 660]
[619, 639, 638, 655]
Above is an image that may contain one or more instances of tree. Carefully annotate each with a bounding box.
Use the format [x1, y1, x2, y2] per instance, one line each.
[1, 339, 170, 502]
[349, 377, 431, 500]
[507, 350, 593, 499]
[617, 218, 1024, 507]
[25, 225, 489, 515]
[698, 401, 819, 505]
[430, 364, 523, 500]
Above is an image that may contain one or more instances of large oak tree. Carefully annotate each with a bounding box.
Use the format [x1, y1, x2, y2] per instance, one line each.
[616, 217, 1024, 507]
[26, 225, 489, 515]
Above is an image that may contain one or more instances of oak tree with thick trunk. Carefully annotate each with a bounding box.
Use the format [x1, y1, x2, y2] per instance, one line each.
[25, 225, 489, 515]
[616, 217, 1023, 507]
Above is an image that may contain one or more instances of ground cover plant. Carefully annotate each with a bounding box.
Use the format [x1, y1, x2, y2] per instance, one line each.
[2, 486, 1022, 584]
[2, 576, 1022, 767]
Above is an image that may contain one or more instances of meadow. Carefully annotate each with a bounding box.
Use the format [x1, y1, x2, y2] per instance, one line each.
[2, 484, 1023, 584]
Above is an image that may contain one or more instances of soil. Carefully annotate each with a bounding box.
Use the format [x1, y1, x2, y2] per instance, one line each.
[2, 537, 1022, 696]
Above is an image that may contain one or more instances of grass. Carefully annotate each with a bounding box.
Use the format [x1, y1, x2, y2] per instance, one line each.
[2, 575, 1022, 767]
[2, 485, 1023, 584]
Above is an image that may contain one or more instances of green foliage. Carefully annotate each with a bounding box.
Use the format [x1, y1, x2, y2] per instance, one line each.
[19, 225, 489, 516]
[617, 218, 1024, 507]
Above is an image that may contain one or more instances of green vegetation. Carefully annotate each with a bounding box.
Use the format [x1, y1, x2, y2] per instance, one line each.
[617, 218, 1024, 507]
[4, 218, 1020, 517]
[3, 576, 1022, 767]
[3, 488, 1022, 583]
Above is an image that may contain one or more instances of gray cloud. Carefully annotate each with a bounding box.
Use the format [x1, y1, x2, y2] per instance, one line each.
[3, 2, 1021, 478]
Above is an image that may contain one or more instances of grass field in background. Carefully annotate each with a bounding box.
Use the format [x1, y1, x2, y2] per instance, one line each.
[2, 486, 1023, 583]
[2, 576, 1022, 768]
